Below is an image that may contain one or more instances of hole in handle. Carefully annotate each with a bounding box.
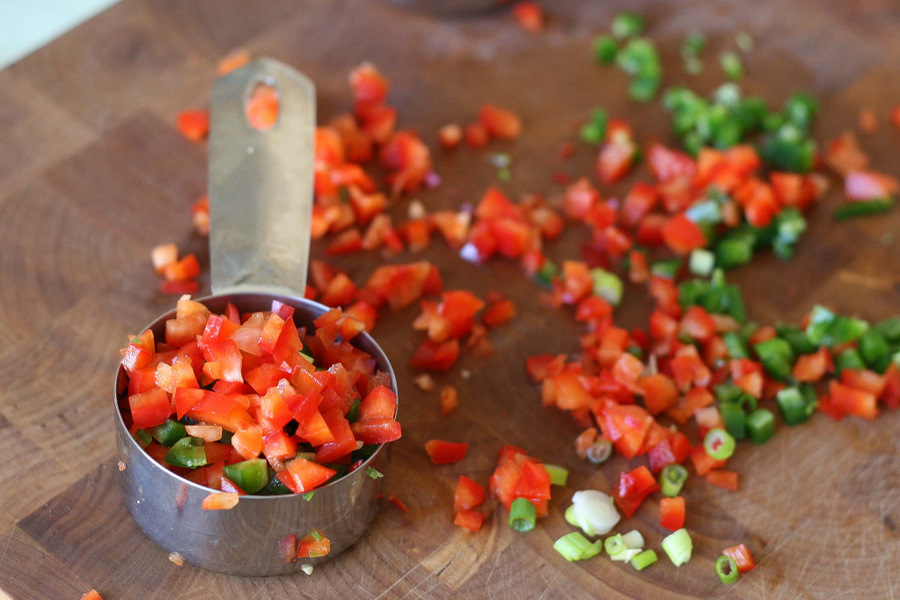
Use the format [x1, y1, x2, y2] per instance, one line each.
[245, 80, 280, 131]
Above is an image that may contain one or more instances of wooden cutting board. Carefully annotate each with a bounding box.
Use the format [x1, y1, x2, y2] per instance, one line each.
[0, 0, 898, 598]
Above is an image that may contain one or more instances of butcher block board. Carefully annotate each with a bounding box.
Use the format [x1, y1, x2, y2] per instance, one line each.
[0, 0, 898, 598]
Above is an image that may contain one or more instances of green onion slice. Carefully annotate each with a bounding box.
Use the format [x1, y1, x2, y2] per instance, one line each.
[661, 528, 693, 567]
[586, 439, 613, 464]
[703, 428, 736, 461]
[509, 497, 537, 532]
[716, 554, 739, 584]
[553, 532, 602, 561]
[631, 549, 659, 571]
[660, 464, 688, 497]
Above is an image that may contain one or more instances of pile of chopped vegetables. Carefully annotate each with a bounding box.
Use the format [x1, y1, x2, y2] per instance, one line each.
[138, 3, 900, 587]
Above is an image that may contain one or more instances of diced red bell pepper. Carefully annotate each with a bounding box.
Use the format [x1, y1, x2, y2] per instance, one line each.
[454, 509, 485, 532]
[829, 380, 878, 420]
[409, 339, 460, 372]
[600, 404, 653, 460]
[278, 458, 337, 494]
[296, 530, 331, 558]
[723, 543, 756, 573]
[315, 407, 357, 462]
[478, 104, 522, 140]
[454, 475, 486, 511]
[660, 496, 686, 530]
[424, 439, 468, 465]
[613, 465, 660, 518]
[513, 459, 551, 500]
[231, 425, 263, 461]
[351, 417, 402, 444]
[661, 214, 706, 255]
[690, 444, 726, 476]
[640, 373, 679, 415]
[840, 368, 886, 397]
[177, 109, 210, 142]
[129, 388, 171, 429]
[706, 470, 739, 491]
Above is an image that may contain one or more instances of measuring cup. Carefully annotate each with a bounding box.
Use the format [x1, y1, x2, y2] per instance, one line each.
[113, 58, 397, 576]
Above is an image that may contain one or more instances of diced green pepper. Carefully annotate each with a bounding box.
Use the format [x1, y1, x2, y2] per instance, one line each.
[150, 419, 187, 447]
[652, 259, 683, 280]
[133, 429, 152, 449]
[715, 238, 753, 269]
[777, 326, 818, 355]
[258, 471, 292, 496]
[225, 459, 270, 494]
[164, 437, 207, 469]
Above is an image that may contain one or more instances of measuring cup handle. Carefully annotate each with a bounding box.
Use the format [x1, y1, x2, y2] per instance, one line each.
[208, 58, 316, 297]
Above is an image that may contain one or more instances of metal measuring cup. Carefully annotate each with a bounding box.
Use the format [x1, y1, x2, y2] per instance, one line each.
[113, 58, 397, 576]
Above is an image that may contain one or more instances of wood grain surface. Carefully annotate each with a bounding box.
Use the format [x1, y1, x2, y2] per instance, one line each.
[1, 0, 899, 598]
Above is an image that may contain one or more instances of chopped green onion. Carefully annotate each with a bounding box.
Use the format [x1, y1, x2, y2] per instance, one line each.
[621, 530, 644, 549]
[553, 532, 603, 561]
[715, 237, 753, 269]
[735, 32, 754, 52]
[689, 248, 716, 276]
[586, 439, 613, 464]
[834, 348, 865, 375]
[535, 260, 558, 287]
[660, 464, 688, 497]
[753, 337, 795, 381]
[719, 51, 743, 80]
[703, 428, 736, 461]
[581, 121, 606, 145]
[776, 386, 816, 426]
[299, 351, 315, 364]
[681, 32, 706, 57]
[720, 402, 747, 439]
[616, 38, 660, 76]
[629, 75, 661, 102]
[746, 408, 775, 444]
[594, 35, 619, 64]
[661, 528, 693, 567]
[683, 55, 703, 75]
[310, 529, 323, 542]
[509, 497, 537, 532]
[365, 466, 383, 479]
[631, 549, 659, 571]
[723, 331, 750, 359]
[591, 268, 623, 306]
[570, 490, 621, 536]
[828, 316, 870, 346]
[652, 258, 683, 280]
[875, 316, 900, 343]
[604, 534, 625, 556]
[859, 329, 891, 372]
[497, 168, 511, 182]
[302, 491, 315, 501]
[611, 11, 646, 38]
[564, 505, 580, 528]
[543, 464, 569, 486]
[716, 554, 740, 584]
[805, 305, 836, 345]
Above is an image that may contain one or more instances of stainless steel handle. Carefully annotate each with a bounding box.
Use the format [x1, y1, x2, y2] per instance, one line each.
[208, 57, 316, 297]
